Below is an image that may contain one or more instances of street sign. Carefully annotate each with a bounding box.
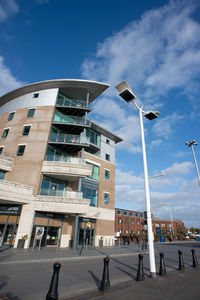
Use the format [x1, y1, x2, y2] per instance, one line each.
[156, 228, 161, 234]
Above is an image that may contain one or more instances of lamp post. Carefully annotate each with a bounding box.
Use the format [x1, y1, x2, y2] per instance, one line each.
[185, 140, 200, 186]
[115, 80, 159, 278]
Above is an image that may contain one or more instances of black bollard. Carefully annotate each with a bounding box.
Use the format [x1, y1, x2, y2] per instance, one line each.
[100, 256, 110, 291]
[136, 254, 145, 281]
[191, 249, 198, 268]
[46, 262, 61, 300]
[159, 252, 167, 276]
[178, 250, 185, 271]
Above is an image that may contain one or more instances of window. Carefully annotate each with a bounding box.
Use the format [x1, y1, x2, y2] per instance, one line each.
[118, 229, 121, 234]
[105, 169, 110, 180]
[137, 220, 140, 226]
[117, 210, 121, 215]
[104, 193, 109, 205]
[40, 176, 67, 197]
[82, 186, 98, 207]
[125, 230, 128, 234]
[17, 145, 26, 156]
[0, 147, 3, 155]
[131, 230, 134, 234]
[118, 219, 122, 224]
[27, 109, 35, 118]
[86, 129, 101, 147]
[130, 212, 132, 216]
[22, 125, 31, 136]
[0, 171, 5, 180]
[106, 139, 110, 144]
[124, 211, 127, 216]
[130, 220, 134, 225]
[86, 162, 99, 180]
[105, 154, 110, 161]
[8, 112, 15, 121]
[33, 93, 39, 98]
[2, 129, 9, 139]
[137, 230, 140, 234]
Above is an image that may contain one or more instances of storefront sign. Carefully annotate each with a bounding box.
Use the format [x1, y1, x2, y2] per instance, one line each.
[35, 227, 44, 240]
[0, 204, 21, 215]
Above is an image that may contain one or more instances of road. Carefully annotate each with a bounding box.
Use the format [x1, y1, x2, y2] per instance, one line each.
[0, 242, 200, 299]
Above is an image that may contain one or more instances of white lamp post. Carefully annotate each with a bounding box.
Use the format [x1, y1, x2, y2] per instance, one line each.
[185, 140, 200, 186]
[115, 80, 159, 278]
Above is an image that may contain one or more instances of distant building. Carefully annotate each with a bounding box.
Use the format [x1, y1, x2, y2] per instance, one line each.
[115, 208, 185, 237]
[0, 79, 122, 249]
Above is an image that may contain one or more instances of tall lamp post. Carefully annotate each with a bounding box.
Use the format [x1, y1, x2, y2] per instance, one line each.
[115, 80, 159, 278]
[185, 140, 200, 186]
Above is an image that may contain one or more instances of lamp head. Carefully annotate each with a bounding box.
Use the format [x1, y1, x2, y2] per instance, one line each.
[144, 111, 160, 120]
[115, 80, 136, 103]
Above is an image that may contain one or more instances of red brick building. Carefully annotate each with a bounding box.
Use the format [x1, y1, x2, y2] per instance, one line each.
[115, 208, 185, 238]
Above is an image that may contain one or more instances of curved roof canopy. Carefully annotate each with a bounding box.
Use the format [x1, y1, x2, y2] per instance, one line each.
[0, 79, 110, 106]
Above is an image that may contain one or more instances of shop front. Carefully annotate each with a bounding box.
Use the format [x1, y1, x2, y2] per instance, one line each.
[0, 204, 21, 248]
[78, 217, 96, 246]
[30, 211, 64, 248]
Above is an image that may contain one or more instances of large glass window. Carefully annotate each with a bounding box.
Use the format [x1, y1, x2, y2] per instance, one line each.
[40, 176, 67, 197]
[82, 186, 98, 207]
[86, 162, 99, 180]
[86, 129, 100, 147]
[45, 146, 70, 162]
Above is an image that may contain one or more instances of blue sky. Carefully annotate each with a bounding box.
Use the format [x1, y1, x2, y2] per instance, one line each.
[0, 0, 200, 228]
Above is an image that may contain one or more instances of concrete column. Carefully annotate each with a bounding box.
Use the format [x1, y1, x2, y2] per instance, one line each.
[14, 203, 35, 249]
[72, 215, 79, 250]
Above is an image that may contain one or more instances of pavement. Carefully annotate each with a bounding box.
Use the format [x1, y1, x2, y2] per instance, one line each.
[0, 241, 200, 299]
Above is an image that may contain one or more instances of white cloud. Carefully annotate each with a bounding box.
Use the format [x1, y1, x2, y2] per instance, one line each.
[0, 56, 24, 96]
[0, 0, 19, 22]
[152, 113, 183, 138]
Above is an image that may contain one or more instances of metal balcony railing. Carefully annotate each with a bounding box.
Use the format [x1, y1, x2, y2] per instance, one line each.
[45, 155, 85, 164]
[40, 189, 83, 199]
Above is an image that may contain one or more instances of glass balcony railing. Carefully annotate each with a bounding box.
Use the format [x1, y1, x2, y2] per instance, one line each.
[53, 110, 91, 126]
[40, 189, 83, 199]
[49, 132, 90, 145]
[45, 155, 85, 164]
[56, 98, 90, 109]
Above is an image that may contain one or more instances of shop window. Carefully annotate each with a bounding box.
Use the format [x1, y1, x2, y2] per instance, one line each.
[105, 169, 110, 180]
[104, 193, 109, 205]
[82, 186, 98, 207]
[8, 112, 15, 121]
[27, 109, 35, 118]
[17, 145, 26, 156]
[2, 128, 9, 139]
[22, 125, 31, 136]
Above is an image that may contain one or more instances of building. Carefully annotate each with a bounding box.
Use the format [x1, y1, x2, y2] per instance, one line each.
[0, 79, 122, 249]
[115, 208, 185, 238]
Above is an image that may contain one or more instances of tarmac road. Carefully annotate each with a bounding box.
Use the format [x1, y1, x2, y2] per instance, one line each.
[0, 241, 199, 300]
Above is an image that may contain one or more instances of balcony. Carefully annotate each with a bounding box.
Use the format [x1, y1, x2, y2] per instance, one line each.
[49, 132, 90, 146]
[0, 153, 15, 172]
[53, 110, 91, 127]
[0, 179, 34, 204]
[42, 158, 92, 179]
[56, 98, 91, 109]
[37, 190, 90, 205]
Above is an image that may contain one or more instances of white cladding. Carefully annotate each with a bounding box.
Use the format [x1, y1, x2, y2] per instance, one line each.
[0, 88, 58, 116]
[100, 135, 115, 163]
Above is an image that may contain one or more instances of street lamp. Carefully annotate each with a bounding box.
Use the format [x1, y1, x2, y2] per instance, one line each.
[115, 80, 159, 278]
[185, 140, 200, 186]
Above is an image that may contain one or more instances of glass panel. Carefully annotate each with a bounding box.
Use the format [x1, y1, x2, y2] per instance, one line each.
[8, 112, 15, 121]
[93, 165, 99, 180]
[105, 170, 110, 180]
[82, 186, 97, 207]
[2, 129, 9, 139]
[22, 126, 31, 136]
[53, 110, 90, 125]
[27, 109, 35, 118]
[104, 193, 109, 205]
[17, 145, 26, 156]
[0, 171, 5, 180]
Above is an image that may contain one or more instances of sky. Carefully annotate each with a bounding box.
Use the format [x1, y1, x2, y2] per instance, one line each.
[0, 0, 200, 228]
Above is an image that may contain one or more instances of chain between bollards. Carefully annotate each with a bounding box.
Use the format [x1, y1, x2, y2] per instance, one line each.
[46, 262, 61, 300]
